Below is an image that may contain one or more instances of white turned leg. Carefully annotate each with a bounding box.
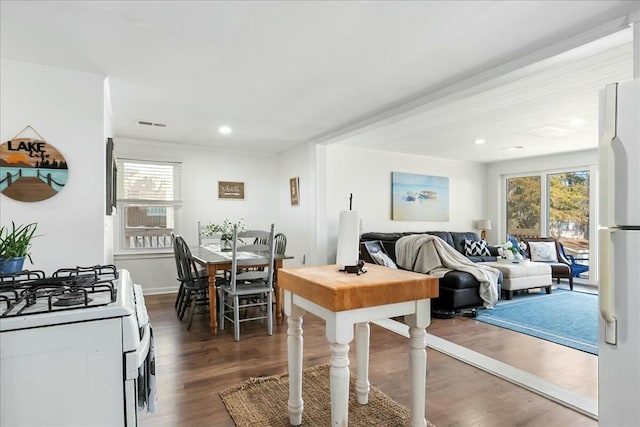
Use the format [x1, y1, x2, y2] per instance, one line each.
[408, 326, 426, 427]
[285, 291, 305, 426]
[330, 343, 350, 426]
[355, 322, 370, 405]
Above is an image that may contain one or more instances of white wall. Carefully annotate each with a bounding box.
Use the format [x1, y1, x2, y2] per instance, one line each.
[324, 145, 488, 262]
[0, 59, 107, 273]
[114, 137, 281, 293]
[277, 142, 316, 267]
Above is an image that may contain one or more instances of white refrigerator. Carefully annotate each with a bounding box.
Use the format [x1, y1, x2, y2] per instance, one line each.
[598, 78, 640, 426]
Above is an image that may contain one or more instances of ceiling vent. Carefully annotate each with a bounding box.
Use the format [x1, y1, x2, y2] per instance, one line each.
[137, 120, 167, 127]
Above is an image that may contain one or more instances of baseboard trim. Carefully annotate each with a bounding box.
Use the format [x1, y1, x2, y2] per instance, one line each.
[142, 286, 179, 295]
[373, 318, 598, 420]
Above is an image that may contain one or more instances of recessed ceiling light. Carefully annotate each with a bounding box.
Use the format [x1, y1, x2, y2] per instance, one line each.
[474, 138, 486, 145]
[501, 145, 524, 151]
[218, 126, 232, 135]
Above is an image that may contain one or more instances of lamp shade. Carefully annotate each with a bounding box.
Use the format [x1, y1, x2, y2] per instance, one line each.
[476, 219, 492, 230]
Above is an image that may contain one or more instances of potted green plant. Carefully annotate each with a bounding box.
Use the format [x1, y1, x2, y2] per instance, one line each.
[202, 218, 246, 251]
[0, 222, 38, 274]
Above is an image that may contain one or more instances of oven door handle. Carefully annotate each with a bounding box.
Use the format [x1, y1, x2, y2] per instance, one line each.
[124, 323, 152, 380]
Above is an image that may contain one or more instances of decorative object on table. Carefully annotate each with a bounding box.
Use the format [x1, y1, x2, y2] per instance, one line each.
[289, 176, 299, 206]
[501, 237, 527, 262]
[475, 289, 598, 354]
[220, 364, 431, 427]
[336, 194, 364, 274]
[202, 218, 246, 251]
[0, 222, 38, 274]
[391, 172, 449, 221]
[476, 219, 492, 240]
[0, 126, 68, 202]
[218, 181, 244, 200]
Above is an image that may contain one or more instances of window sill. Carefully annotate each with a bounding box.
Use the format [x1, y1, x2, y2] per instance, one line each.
[115, 250, 173, 261]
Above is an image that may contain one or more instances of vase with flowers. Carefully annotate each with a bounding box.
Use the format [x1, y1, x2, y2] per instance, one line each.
[500, 239, 527, 262]
[202, 218, 246, 251]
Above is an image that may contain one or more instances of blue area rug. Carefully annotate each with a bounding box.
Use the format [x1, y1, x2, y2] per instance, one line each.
[476, 289, 598, 355]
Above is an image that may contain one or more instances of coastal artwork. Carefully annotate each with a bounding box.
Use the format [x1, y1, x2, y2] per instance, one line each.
[391, 172, 449, 221]
[0, 130, 69, 202]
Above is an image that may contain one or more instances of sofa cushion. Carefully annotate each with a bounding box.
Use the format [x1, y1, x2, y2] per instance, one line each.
[451, 232, 482, 254]
[424, 231, 454, 247]
[464, 239, 491, 256]
[529, 241, 558, 262]
[371, 251, 398, 269]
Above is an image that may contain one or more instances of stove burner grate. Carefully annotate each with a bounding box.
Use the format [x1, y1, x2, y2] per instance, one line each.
[0, 265, 119, 317]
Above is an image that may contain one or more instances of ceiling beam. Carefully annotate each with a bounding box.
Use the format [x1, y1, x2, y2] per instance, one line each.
[310, 14, 634, 146]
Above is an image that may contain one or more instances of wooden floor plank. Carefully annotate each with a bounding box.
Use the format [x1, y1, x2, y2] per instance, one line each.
[139, 293, 596, 427]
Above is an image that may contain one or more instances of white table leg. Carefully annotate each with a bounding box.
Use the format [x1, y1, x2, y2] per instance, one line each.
[406, 299, 430, 427]
[330, 342, 350, 426]
[285, 292, 305, 426]
[355, 322, 370, 404]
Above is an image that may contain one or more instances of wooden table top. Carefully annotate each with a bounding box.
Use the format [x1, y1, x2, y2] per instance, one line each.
[192, 245, 293, 265]
[278, 264, 438, 312]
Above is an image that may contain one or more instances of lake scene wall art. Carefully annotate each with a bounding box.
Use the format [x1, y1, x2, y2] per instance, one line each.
[0, 132, 68, 202]
[391, 172, 449, 221]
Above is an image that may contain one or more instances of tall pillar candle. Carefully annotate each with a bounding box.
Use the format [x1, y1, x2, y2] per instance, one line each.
[336, 210, 360, 267]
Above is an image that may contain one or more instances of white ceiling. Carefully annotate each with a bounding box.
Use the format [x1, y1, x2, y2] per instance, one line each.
[0, 1, 637, 162]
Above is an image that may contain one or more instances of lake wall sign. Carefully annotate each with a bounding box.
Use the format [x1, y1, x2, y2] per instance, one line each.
[0, 126, 69, 202]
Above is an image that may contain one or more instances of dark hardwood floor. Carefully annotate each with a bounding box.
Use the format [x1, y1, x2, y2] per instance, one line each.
[139, 293, 597, 427]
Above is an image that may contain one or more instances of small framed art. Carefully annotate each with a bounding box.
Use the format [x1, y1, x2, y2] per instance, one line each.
[218, 181, 244, 200]
[289, 177, 299, 206]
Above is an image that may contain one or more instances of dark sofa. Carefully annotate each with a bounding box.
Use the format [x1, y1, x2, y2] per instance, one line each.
[360, 231, 502, 313]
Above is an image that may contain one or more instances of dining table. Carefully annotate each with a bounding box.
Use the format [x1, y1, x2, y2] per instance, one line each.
[192, 244, 293, 335]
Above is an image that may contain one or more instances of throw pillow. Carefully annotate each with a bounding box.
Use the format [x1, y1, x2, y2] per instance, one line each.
[371, 251, 398, 269]
[529, 241, 558, 262]
[464, 239, 490, 256]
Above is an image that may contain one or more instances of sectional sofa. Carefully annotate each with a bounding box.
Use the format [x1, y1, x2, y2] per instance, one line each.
[360, 231, 502, 314]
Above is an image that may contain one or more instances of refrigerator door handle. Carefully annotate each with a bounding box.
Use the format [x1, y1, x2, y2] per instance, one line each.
[599, 228, 617, 345]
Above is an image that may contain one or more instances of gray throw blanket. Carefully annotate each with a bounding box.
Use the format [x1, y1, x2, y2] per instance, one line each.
[395, 234, 499, 308]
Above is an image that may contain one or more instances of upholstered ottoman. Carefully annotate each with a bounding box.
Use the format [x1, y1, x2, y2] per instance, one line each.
[480, 260, 552, 300]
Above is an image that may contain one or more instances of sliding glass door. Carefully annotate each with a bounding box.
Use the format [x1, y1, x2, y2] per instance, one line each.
[505, 169, 591, 280]
[548, 170, 590, 279]
[506, 175, 541, 239]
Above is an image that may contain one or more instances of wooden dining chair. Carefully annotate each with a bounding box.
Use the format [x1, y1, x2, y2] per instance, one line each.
[218, 224, 275, 341]
[174, 235, 212, 330]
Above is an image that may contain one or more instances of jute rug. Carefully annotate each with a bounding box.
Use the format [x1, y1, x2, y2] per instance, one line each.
[220, 364, 435, 426]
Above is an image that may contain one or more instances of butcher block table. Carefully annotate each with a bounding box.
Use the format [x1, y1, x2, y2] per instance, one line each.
[278, 264, 438, 427]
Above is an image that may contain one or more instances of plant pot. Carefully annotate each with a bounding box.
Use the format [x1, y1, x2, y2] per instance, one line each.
[0, 256, 26, 274]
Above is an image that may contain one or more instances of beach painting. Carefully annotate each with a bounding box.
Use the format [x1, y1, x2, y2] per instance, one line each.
[0, 137, 68, 202]
[391, 172, 449, 221]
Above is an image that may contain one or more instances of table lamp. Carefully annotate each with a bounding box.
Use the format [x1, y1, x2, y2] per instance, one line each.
[476, 219, 492, 240]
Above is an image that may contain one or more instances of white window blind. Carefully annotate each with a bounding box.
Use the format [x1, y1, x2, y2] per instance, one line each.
[117, 159, 182, 204]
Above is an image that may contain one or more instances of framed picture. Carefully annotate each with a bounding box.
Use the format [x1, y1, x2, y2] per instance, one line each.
[391, 172, 449, 221]
[289, 177, 299, 206]
[218, 181, 244, 200]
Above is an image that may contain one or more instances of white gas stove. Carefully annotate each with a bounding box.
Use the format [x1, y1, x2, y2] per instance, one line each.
[0, 266, 155, 427]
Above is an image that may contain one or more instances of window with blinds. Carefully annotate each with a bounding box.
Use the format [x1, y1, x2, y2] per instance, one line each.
[116, 159, 182, 250]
